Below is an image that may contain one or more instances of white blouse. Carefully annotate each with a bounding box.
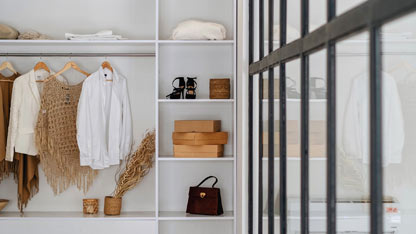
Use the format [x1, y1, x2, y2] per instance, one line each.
[77, 67, 133, 169]
[342, 72, 404, 166]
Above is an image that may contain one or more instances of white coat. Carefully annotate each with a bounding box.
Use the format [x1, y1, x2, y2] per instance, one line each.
[342, 72, 404, 166]
[77, 67, 132, 169]
[6, 69, 65, 161]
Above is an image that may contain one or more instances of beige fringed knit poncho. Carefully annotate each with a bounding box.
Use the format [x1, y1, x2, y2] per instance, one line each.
[35, 78, 97, 194]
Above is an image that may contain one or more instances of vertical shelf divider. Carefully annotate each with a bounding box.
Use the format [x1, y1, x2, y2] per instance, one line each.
[232, 0, 238, 233]
[155, 0, 160, 233]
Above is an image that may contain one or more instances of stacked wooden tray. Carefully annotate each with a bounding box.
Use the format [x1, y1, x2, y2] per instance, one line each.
[172, 120, 228, 158]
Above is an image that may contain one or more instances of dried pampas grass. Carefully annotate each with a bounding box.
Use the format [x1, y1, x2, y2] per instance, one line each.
[113, 130, 155, 198]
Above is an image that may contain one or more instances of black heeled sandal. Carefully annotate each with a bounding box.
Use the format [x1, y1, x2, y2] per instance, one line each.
[185, 77, 197, 99]
[166, 77, 185, 99]
[166, 87, 183, 99]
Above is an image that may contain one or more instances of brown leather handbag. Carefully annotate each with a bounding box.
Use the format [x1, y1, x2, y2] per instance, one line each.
[186, 176, 224, 215]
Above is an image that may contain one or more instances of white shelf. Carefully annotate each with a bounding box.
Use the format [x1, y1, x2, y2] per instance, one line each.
[262, 157, 326, 161]
[0, 39, 241, 46]
[340, 39, 416, 44]
[262, 99, 326, 103]
[267, 39, 416, 45]
[263, 211, 373, 220]
[17, 40, 234, 47]
[158, 155, 234, 161]
[158, 40, 234, 45]
[0, 211, 156, 221]
[159, 99, 234, 103]
[158, 211, 234, 221]
[0, 40, 156, 46]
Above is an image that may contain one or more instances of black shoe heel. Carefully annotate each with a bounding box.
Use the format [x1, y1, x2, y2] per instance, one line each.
[166, 87, 183, 99]
[166, 77, 186, 99]
[185, 77, 197, 99]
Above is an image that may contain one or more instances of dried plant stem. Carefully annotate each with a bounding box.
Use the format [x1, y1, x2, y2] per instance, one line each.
[113, 130, 155, 198]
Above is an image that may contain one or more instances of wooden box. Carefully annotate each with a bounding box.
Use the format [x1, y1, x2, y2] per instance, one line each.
[262, 120, 326, 158]
[262, 120, 299, 145]
[262, 79, 280, 99]
[262, 144, 325, 158]
[174, 120, 221, 133]
[210, 78, 230, 99]
[173, 145, 224, 158]
[309, 120, 325, 145]
[172, 132, 228, 145]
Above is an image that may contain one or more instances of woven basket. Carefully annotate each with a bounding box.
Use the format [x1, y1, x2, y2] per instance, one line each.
[104, 196, 122, 215]
[210, 79, 230, 99]
[83, 199, 99, 214]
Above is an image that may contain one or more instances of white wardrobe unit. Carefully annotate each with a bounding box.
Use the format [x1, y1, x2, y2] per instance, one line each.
[0, 0, 237, 234]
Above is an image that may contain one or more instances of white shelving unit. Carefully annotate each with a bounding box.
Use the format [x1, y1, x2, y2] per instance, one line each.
[159, 155, 235, 161]
[0, 0, 237, 234]
[262, 157, 326, 161]
[159, 99, 235, 103]
[0, 211, 156, 221]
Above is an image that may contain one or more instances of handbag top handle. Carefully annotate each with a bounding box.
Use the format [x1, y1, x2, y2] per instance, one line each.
[196, 176, 218, 188]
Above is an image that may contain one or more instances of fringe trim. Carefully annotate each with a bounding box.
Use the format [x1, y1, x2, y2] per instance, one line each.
[0, 159, 17, 183]
[17, 176, 39, 212]
[35, 82, 97, 195]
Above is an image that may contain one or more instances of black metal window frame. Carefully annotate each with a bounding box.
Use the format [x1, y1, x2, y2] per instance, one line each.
[247, 0, 416, 234]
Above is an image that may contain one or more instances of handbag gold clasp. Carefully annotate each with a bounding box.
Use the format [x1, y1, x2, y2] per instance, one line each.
[200, 192, 206, 198]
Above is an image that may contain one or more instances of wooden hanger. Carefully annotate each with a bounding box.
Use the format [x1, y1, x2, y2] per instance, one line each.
[101, 61, 113, 73]
[0, 61, 18, 82]
[101, 61, 113, 81]
[388, 60, 416, 74]
[34, 61, 51, 73]
[0, 61, 18, 75]
[34, 61, 51, 83]
[44, 61, 90, 82]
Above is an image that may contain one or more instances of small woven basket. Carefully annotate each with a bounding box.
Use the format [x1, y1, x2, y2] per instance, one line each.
[104, 196, 122, 215]
[210, 78, 230, 99]
[83, 199, 99, 214]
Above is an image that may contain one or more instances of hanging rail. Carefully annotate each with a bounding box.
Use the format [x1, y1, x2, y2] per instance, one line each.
[0, 52, 155, 57]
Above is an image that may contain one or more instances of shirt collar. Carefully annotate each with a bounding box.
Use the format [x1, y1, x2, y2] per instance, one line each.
[99, 66, 119, 82]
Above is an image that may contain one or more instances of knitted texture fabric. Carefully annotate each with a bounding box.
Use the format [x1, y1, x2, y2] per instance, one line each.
[35, 78, 97, 195]
[17, 30, 51, 40]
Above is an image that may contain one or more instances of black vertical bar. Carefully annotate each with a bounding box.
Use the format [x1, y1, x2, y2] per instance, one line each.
[300, 0, 309, 233]
[248, 77, 254, 234]
[279, 0, 287, 234]
[300, 57, 309, 234]
[258, 0, 264, 232]
[268, 0, 275, 233]
[326, 0, 336, 233]
[370, 25, 383, 234]
[248, 0, 254, 232]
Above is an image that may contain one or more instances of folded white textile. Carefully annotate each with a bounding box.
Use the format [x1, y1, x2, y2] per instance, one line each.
[65, 30, 126, 40]
[171, 20, 227, 40]
[67, 36, 124, 41]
